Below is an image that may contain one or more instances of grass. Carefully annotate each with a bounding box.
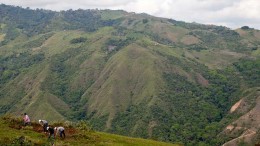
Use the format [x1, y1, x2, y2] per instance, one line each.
[186, 49, 245, 69]
[0, 115, 180, 146]
[1, 61, 68, 121]
[148, 21, 189, 43]
[85, 43, 162, 116]
[41, 27, 113, 57]
[0, 33, 5, 42]
[0, 116, 46, 145]
[97, 132, 178, 146]
[180, 35, 200, 45]
[0, 27, 116, 123]
[42, 30, 83, 57]
[252, 48, 260, 57]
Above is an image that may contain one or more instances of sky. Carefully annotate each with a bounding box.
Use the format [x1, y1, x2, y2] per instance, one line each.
[0, 0, 260, 29]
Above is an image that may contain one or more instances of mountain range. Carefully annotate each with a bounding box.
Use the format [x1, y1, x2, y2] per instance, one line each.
[0, 4, 259, 145]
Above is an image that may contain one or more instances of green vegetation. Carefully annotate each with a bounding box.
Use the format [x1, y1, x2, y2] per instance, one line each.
[0, 115, 179, 146]
[0, 52, 45, 87]
[70, 37, 87, 44]
[0, 4, 259, 146]
[233, 58, 260, 87]
[41, 46, 90, 117]
[109, 62, 240, 145]
[22, 33, 54, 48]
[104, 37, 135, 53]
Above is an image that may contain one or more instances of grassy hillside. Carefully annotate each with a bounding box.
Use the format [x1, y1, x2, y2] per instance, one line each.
[0, 115, 179, 146]
[0, 4, 259, 145]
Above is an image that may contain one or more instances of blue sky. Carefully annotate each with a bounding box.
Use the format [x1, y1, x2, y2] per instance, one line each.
[0, 0, 259, 29]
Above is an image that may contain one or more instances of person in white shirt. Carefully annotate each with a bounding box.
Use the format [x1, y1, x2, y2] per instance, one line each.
[54, 126, 65, 139]
[39, 119, 48, 133]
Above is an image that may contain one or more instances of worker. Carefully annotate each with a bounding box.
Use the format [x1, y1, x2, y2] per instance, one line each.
[54, 126, 65, 139]
[47, 126, 55, 146]
[39, 119, 48, 133]
[23, 113, 30, 126]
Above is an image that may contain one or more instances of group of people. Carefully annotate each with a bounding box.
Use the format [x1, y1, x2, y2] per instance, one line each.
[39, 119, 66, 139]
[23, 113, 66, 139]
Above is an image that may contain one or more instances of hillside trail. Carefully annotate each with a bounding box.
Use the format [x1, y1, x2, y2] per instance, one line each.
[222, 129, 256, 146]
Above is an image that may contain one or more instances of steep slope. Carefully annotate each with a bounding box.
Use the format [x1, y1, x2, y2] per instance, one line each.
[0, 4, 260, 145]
[221, 88, 260, 146]
[84, 43, 163, 128]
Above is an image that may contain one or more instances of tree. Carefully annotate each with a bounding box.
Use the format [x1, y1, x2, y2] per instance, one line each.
[241, 26, 250, 30]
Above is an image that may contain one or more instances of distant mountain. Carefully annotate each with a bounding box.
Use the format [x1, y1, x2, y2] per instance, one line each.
[0, 4, 259, 146]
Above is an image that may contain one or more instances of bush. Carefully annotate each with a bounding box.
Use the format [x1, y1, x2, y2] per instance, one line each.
[11, 136, 34, 146]
[77, 120, 93, 133]
[70, 37, 87, 44]
[142, 19, 148, 24]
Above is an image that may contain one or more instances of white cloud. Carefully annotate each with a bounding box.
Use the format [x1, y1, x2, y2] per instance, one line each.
[0, 0, 259, 29]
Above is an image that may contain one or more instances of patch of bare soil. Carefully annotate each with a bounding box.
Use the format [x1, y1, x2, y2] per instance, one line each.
[196, 73, 209, 87]
[31, 123, 43, 132]
[64, 127, 78, 138]
[219, 50, 244, 58]
[223, 129, 256, 146]
[165, 31, 178, 43]
[181, 35, 200, 45]
[9, 124, 23, 130]
[254, 31, 260, 39]
[148, 121, 157, 137]
[223, 95, 260, 145]
[236, 29, 247, 36]
[6, 118, 78, 140]
[4, 117, 24, 130]
[230, 99, 243, 113]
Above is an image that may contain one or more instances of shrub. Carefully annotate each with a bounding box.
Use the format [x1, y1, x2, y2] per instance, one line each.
[143, 19, 148, 24]
[77, 120, 93, 133]
[70, 37, 87, 44]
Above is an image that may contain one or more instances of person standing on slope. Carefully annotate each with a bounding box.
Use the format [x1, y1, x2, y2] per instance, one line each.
[39, 119, 48, 133]
[55, 126, 66, 139]
[23, 113, 30, 126]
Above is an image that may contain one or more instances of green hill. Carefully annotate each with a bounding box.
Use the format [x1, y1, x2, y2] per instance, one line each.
[0, 4, 259, 145]
[0, 115, 179, 146]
